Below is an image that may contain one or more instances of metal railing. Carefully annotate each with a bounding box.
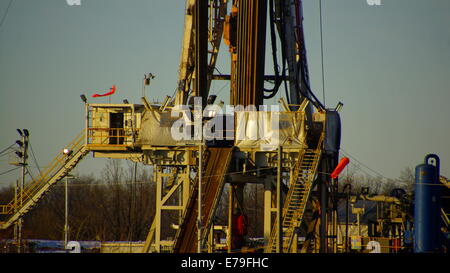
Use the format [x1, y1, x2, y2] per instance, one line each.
[266, 132, 324, 253]
[87, 127, 138, 147]
[0, 130, 86, 218]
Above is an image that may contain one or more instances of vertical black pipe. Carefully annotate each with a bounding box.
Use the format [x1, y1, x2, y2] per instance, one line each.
[343, 183, 351, 252]
[330, 154, 339, 252]
[195, 0, 209, 107]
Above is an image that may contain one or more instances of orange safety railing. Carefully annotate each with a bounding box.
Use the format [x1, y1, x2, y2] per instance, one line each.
[87, 127, 138, 147]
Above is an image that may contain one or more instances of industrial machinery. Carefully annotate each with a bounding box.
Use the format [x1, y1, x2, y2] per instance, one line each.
[1, 0, 446, 254]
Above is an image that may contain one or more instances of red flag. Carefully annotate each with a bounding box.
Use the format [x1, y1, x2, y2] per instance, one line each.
[91, 85, 116, 98]
[330, 157, 350, 179]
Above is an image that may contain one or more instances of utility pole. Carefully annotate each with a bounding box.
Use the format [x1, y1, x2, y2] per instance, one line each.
[13, 180, 18, 249]
[64, 174, 74, 248]
[13, 129, 29, 253]
[343, 184, 352, 253]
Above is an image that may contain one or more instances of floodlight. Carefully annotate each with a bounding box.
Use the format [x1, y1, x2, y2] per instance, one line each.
[63, 149, 72, 156]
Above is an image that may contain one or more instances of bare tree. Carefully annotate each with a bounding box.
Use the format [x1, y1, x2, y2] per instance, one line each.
[0, 159, 156, 244]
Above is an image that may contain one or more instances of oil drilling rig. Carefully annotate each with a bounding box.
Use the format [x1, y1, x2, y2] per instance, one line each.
[1, 0, 447, 253]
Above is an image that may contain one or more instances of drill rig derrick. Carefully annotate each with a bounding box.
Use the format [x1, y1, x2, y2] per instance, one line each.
[0, 0, 338, 254]
[174, 0, 228, 106]
[169, 0, 336, 254]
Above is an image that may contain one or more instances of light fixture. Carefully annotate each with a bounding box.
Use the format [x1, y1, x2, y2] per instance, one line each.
[80, 94, 87, 103]
[123, 99, 129, 104]
[63, 149, 73, 156]
[16, 129, 23, 136]
[144, 73, 155, 86]
[23, 129, 29, 137]
[16, 140, 23, 147]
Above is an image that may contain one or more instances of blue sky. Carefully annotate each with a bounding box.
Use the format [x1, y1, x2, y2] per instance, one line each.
[0, 0, 449, 187]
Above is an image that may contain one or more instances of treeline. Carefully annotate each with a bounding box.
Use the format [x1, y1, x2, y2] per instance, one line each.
[0, 158, 414, 242]
[338, 165, 415, 195]
[0, 160, 155, 242]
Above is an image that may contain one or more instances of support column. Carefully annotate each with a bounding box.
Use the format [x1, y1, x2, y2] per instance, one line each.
[227, 185, 234, 253]
[143, 166, 191, 253]
[293, 232, 298, 253]
[319, 158, 328, 253]
[263, 176, 272, 246]
[154, 166, 162, 253]
[64, 175, 69, 248]
[13, 180, 19, 252]
[332, 209, 338, 253]
[208, 225, 214, 253]
[276, 146, 282, 253]
[182, 166, 191, 222]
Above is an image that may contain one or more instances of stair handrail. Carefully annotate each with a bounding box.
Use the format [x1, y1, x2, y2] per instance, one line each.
[281, 133, 324, 252]
[0, 130, 86, 215]
[265, 132, 324, 252]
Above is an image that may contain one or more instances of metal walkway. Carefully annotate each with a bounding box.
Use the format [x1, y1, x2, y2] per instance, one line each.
[172, 147, 233, 253]
[0, 130, 88, 230]
[265, 135, 323, 253]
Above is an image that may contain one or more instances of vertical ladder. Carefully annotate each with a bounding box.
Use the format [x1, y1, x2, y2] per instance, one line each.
[0, 130, 89, 230]
[265, 134, 324, 253]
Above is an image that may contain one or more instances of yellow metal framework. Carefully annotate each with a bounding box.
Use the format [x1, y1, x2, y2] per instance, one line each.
[0, 130, 88, 229]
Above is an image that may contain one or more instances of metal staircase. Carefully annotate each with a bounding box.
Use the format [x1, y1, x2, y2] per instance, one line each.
[265, 134, 324, 253]
[0, 130, 89, 230]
